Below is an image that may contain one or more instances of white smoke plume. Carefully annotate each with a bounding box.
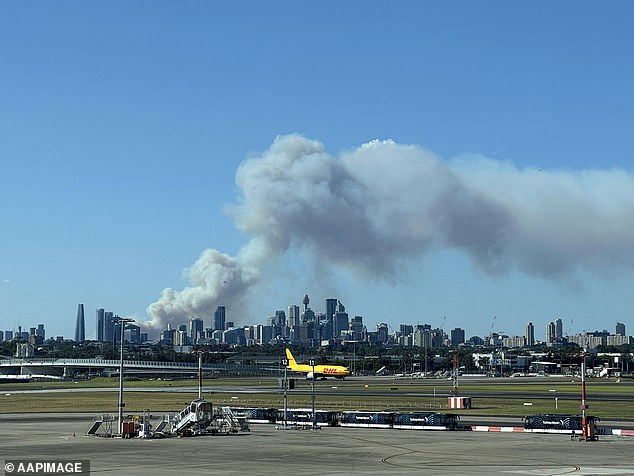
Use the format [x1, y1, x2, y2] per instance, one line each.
[145, 134, 634, 331]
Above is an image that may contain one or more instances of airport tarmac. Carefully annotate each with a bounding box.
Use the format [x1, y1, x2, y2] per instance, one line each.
[1, 414, 633, 475]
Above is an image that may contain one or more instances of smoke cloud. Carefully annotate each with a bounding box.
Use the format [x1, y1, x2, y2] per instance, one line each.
[145, 134, 634, 331]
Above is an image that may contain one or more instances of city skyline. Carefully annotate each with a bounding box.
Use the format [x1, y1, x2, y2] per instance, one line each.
[3, 298, 629, 347]
[2, 4, 634, 339]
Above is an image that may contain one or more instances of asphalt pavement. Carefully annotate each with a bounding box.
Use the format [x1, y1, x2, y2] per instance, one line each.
[2, 414, 634, 475]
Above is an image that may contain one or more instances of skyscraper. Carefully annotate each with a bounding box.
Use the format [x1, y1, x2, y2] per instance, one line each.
[75, 304, 85, 342]
[326, 298, 337, 320]
[351, 316, 365, 341]
[104, 311, 115, 342]
[616, 322, 626, 336]
[450, 328, 465, 347]
[546, 321, 556, 346]
[96, 308, 105, 342]
[124, 324, 141, 344]
[190, 318, 204, 343]
[333, 301, 348, 338]
[213, 306, 226, 331]
[288, 305, 300, 326]
[525, 322, 535, 347]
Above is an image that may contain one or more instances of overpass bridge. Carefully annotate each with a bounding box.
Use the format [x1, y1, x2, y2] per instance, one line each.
[0, 358, 276, 380]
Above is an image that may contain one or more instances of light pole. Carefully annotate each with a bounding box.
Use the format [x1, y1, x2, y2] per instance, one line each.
[581, 352, 588, 439]
[198, 350, 203, 400]
[424, 334, 428, 376]
[309, 359, 316, 429]
[344, 340, 359, 376]
[282, 358, 288, 429]
[115, 317, 134, 436]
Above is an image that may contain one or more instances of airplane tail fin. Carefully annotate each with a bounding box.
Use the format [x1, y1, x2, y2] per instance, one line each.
[285, 348, 299, 369]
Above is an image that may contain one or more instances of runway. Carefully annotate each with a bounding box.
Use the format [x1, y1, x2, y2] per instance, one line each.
[1, 414, 634, 475]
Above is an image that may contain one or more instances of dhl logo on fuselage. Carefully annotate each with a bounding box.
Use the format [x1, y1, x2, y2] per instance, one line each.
[285, 348, 350, 379]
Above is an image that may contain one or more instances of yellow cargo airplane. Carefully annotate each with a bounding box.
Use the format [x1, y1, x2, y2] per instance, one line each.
[285, 348, 350, 379]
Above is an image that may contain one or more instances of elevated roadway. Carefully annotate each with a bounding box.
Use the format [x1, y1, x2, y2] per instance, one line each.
[0, 358, 262, 378]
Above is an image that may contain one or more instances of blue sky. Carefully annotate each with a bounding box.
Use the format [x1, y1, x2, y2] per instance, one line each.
[2, 2, 634, 340]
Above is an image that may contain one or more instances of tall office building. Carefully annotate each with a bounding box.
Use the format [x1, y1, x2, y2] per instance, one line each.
[103, 311, 115, 342]
[160, 324, 175, 345]
[213, 306, 226, 331]
[190, 318, 204, 343]
[288, 305, 300, 327]
[351, 316, 365, 341]
[113, 316, 122, 343]
[96, 309, 105, 342]
[174, 325, 189, 346]
[272, 310, 286, 327]
[124, 324, 141, 344]
[36, 324, 45, 341]
[326, 298, 337, 320]
[450, 328, 465, 347]
[75, 304, 85, 342]
[616, 322, 626, 336]
[333, 301, 348, 339]
[376, 323, 389, 344]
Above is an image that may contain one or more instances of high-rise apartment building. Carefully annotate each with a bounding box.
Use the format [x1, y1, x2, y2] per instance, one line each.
[546, 321, 556, 346]
[616, 322, 626, 336]
[74, 304, 85, 342]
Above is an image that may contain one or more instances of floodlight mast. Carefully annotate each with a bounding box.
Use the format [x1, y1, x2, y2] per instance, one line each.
[282, 357, 288, 429]
[115, 317, 135, 436]
[198, 351, 203, 400]
[581, 351, 588, 439]
[310, 359, 316, 429]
